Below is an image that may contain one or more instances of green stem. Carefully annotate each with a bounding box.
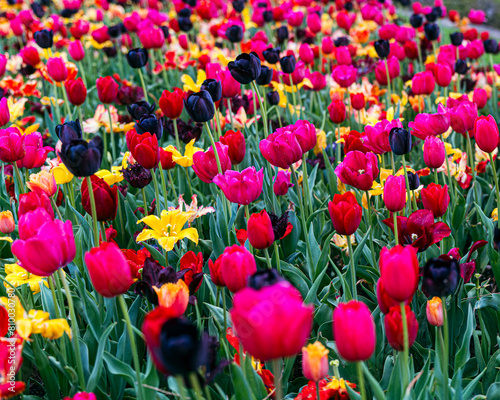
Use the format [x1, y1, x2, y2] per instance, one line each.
[272, 358, 283, 400]
[158, 163, 169, 208]
[251, 81, 269, 137]
[393, 211, 399, 245]
[61, 84, 72, 119]
[12, 163, 25, 194]
[51, 196, 63, 220]
[400, 302, 409, 392]
[438, 327, 448, 399]
[173, 118, 182, 150]
[204, 122, 222, 174]
[85, 176, 100, 246]
[264, 247, 273, 269]
[356, 362, 366, 400]
[401, 157, 413, 213]
[489, 153, 500, 229]
[107, 106, 116, 161]
[302, 153, 313, 219]
[222, 287, 228, 338]
[142, 188, 148, 216]
[151, 171, 162, 216]
[118, 295, 145, 400]
[100, 221, 107, 241]
[441, 296, 450, 398]
[167, 169, 177, 199]
[138, 68, 149, 102]
[384, 58, 392, 105]
[347, 234, 356, 300]
[441, 134, 456, 205]
[466, 132, 479, 202]
[289, 74, 297, 122]
[273, 241, 281, 273]
[364, 191, 378, 267]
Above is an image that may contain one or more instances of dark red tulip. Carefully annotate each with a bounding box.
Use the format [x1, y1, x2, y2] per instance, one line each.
[65, 78, 87, 106]
[220, 129, 246, 165]
[81, 175, 118, 221]
[159, 88, 184, 120]
[96, 76, 119, 104]
[126, 128, 160, 170]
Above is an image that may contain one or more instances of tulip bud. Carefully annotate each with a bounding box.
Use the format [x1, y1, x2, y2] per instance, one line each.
[193, 143, 231, 183]
[208, 254, 226, 287]
[474, 115, 499, 153]
[276, 26, 289, 43]
[454, 59, 469, 75]
[85, 242, 133, 297]
[159, 88, 184, 119]
[279, 54, 296, 74]
[200, 79, 222, 102]
[389, 127, 411, 155]
[472, 88, 488, 110]
[374, 39, 390, 58]
[450, 32, 464, 46]
[47, 57, 68, 82]
[0, 211, 15, 234]
[96, 76, 119, 104]
[422, 256, 460, 297]
[423, 136, 445, 168]
[247, 210, 275, 250]
[220, 130, 245, 165]
[350, 93, 365, 110]
[328, 100, 346, 124]
[434, 63, 452, 87]
[65, 78, 87, 106]
[385, 305, 419, 351]
[421, 183, 450, 218]
[273, 170, 293, 196]
[424, 23, 440, 41]
[256, 66, 273, 86]
[81, 175, 118, 221]
[184, 91, 215, 123]
[302, 342, 329, 382]
[34, 29, 53, 48]
[126, 47, 149, 69]
[0, 127, 25, 163]
[412, 71, 435, 95]
[379, 245, 419, 302]
[426, 297, 443, 326]
[383, 175, 406, 212]
[263, 47, 280, 64]
[407, 171, 420, 190]
[220, 245, 257, 292]
[0, 97, 10, 127]
[410, 14, 423, 28]
[68, 40, 85, 61]
[226, 25, 243, 43]
[328, 192, 362, 236]
[266, 91, 280, 105]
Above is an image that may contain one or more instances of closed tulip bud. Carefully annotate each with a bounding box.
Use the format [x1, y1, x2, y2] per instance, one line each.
[328, 191, 362, 236]
[0, 127, 25, 163]
[412, 71, 435, 95]
[213, 167, 263, 205]
[159, 88, 184, 120]
[233, 0, 245, 12]
[247, 210, 275, 249]
[484, 39, 499, 54]
[126, 128, 159, 170]
[333, 301, 376, 362]
[220, 245, 257, 292]
[379, 245, 419, 302]
[450, 32, 463, 46]
[273, 170, 293, 196]
[454, 59, 469, 75]
[410, 13, 423, 28]
[256, 66, 273, 85]
[307, 13, 322, 34]
[27, 170, 57, 198]
[65, 78, 87, 106]
[276, 26, 289, 43]
[81, 175, 118, 221]
[135, 114, 163, 140]
[374, 39, 390, 58]
[321, 37, 334, 54]
[279, 54, 296, 74]
[385, 305, 419, 351]
[299, 43, 314, 65]
[328, 99, 346, 124]
[231, 280, 313, 361]
[20, 46, 41, 67]
[383, 175, 406, 212]
[474, 115, 499, 153]
[126, 47, 149, 69]
[473, 88, 488, 110]
[122, 162, 152, 188]
[424, 23, 439, 41]
[85, 242, 133, 297]
[263, 47, 280, 64]
[47, 57, 68, 82]
[68, 40, 85, 61]
[266, 91, 280, 105]
[193, 143, 231, 183]
[96, 76, 119, 104]
[226, 25, 243, 43]
[18, 191, 54, 220]
[208, 254, 226, 287]
[220, 129, 246, 165]
[228, 52, 262, 84]
[0, 97, 10, 127]
[434, 63, 452, 87]
[389, 127, 411, 155]
[302, 342, 329, 382]
[0, 211, 15, 234]
[184, 90, 215, 123]
[426, 297, 443, 326]
[423, 136, 445, 168]
[200, 79, 222, 102]
[421, 183, 450, 218]
[153, 280, 189, 317]
[34, 29, 53, 48]
[350, 93, 366, 110]
[407, 171, 420, 190]
[422, 256, 460, 297]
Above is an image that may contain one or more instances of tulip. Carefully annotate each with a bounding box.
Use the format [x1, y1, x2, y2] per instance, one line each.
[363, 119, 402, 154]
[384, 305, 419, 351]
[81, 175, 118, 221]
[333, 300, 376, 362]
[299, 43, 314, 65]
[422, 256, 460, 297]
[84, 242, 133, 297]
[421, 183, 450, 218]
[16, 131, 49, 169]
[213, 166, 263, 205]
[20, 46, 41, 67]
[446, 97, 477, 136]
[389, 127, 411, 155]
[379, 245, 419, 302]
[135, 114, 163, 139]
[65, 393, 97, 400]
[65, 78, 87, 106]
[307, 13, 321, 34]
[280, 54, 296, 74]
[220, 130, 246, 165]
[350, 93, 366, 110]
[18, 207, 53, 241]
[34, 29, 53, 48]
[208, 254, 226, 287]
[375, 39, 391, 58]
[226, 25, 243, 42]
[247, 210, 275, 250]
[259, 123, 309, 169]
[328, 100, 346, 124]
[328, 192, 362, 236]
[184, 90, 215, 123]
[70, 19, 90, 39]
[27, 170, 57, 198]
[424, 23, 440, 41]
[426, 297, 443, 326]
[231, 280, 313, 361]
[18, 192, 54, 219]
[468, 9, 485, 24]
[273, 170, 293, 196]
[228, 52, 261, 84]
[153, 280, 189, 317]
[474, 115, 499, 154]
[0, 97, 9, 127]
[433, 63, 452, 87]
[332, 65, 357, 88]
[472, 88, 488, 109]
[412, 71, 435, 95]
[335, 46, 352, 65]
[220, 69, 241, 98]
[335, 151, 379, 191]
[96, 76, 119, 104]
[263, 48, 280, 64]
[126, 129, 160, 170]
[159, 88, 184, 120]
[0, 127, 25, 163]
[192, 143, 231, 183]
[122, 162, 152, 188]
[220, 245, 257, 292]
[409, 104, 450, 139]
[375, 57, 400, 86]
[302, 342, 329, 382]
[0, 211, 15, 234]
[127, 48, 149, 69]
[127, 101, 155, 120]
[377, 279, 412, 314]
[68, 40, 85, 61]
[201, 79, 223, 102]
[423, 136, 445, 168]
[47, 57, 68, 82]
[139, 27, 164, 49]
[383, 175, 406, 212]
[12, 218, 75, 277]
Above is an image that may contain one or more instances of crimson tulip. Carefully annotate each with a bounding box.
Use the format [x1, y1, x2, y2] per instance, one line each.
[328, 100, 346, 124]
[192, 143, 231, 183]
[220, 130, 246, 165]
[65, 78, 87, 106]
[474, 115, 499, 153]
[96, 76, 119, 104]
[81, 175, 118, 221]
[126, 128, 160, 170]
[421, 183, 450, 218]
[328, 192, 362, 236]
[247, 210, 275, 250]
[159, 88, 184, 120]
[220, 245, 257, 293]
[384, 305, 419, 351]
[379, 245, 419, 302]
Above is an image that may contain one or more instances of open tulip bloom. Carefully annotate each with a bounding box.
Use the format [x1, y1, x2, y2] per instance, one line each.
[2, 1, 500, 400]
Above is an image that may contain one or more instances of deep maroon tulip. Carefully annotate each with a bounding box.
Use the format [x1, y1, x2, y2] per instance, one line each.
[81, 175, 118, 221]
[328, 192, 362, 236]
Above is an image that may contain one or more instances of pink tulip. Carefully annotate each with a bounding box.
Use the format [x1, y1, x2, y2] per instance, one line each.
[16, 131, 51, 169]
[332, 65, 357, 88]
[273, 170, 294, 196]
[446, 96, 478, 136]
[0, 97, 9, 127]
[363, 119, 403, 154]
[47, 57, 68, 82]
[383, 175, 406, 212]
[423, 136, 446, 168]
[213, 167, 263, 205]
[409, 104, 450, 140]
[335, 151, 379, 191]
[192, 143, 232, 183]
[0, 127, 25, 163]
[68, 40, 85, 61]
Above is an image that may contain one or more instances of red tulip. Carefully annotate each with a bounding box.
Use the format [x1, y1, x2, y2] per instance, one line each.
[328, 192, 362, 236]
[220, 129, 246, 165]
[179, 251, 203, 293]
[384, 305, 419, 351]
[421, 183, 450, 218]
[328, 100, 346, 124]
[20, 46, 41, 67]
[208, 254, 226, 287]
[333, 300, 376, 362]
[65, 78, 87, 106]
[159, 88, 184, 120]
[81, 175, 118, 222]
[247, 210, 275, 250]
[126, 128, 160, 170]
[350, 93, 365, 110]
[96, 76, 119, 104]
[159, 147, 176, 170]
[193, 142, 231, 183]
[412, 71, 435, 95]
[433, 63, 452, 87]
[377, 279, 412, 314]
[383, 175, 406, 212]
[47, 57, 68, 82]
[474, 115, 499, 153]
[220, 245, 257, 293]
[85, 242, 133, 297]
[335, 150, 379, 191]
[379, 245, 419, 302]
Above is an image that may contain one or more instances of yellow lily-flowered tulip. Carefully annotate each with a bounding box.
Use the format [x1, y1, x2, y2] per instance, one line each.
[51, 162, 74, 184]
[181, 69, 207, 92]
[4, 263, 48, 294]
[95, 166, 124, 186]
[165, 139, 203, 167]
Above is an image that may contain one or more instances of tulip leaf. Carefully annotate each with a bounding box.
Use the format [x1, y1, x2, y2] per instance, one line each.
[362, 362, 386, 400]
[454, 305, 474, 371]
[230, 363, 256, 400]
[304, 262, 328, 304]
[353, 226, 372, 267]
[87, 322, 117, 392]
[462, 368, 486, 400]
[307, 224, 321, 279]
[452, 191, 466, 231]
[345, 380, 362, 400]
[242, 352, 268, 399]
[103, 351, 136, 386]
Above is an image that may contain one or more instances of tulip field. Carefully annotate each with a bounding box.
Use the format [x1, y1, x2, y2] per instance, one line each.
[1, 0, 500, 399]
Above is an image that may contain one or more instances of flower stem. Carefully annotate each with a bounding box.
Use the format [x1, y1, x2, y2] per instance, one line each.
[251, 81, 269, 137]
[173, 118, 182, 150]
[204, 122, 222, 174]
[61, 84, 72, 120]
[316, 381, 321, 400]
[347, 234, 356, 300]
[364, 191, 378, 267]
[107, 106, 117, 161]
[441, 134, 456, 205]
[272, 358, 283, 400]
[400, 302, 409, 393]
[51, 196, 63, 220]
[401, 157, 413, 213]
[141, 188, 148, 216]
[151, 170, 162, 216]
[384, 58, 392, 105]
[85, 176, 99, 246]
[489, 153, 500, 229]
[438, 326, 449, 399]
[118, 295, 145, 400]
[264, 247, 273, 269]
[289, 74, 297, 123]
[12, 163, 25, 194]
[393, 211, 399, 245]
[466, 132, 479, 202]
[356, 362, 366, 400]
[138, 68, 149, 102]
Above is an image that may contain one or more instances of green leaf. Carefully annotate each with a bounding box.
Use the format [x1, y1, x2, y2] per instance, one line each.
[87, 323, 117, 392]
[462, 369, 486, 399]
[452, 192, 466, 231]
[362, 363, 386, 400]
[304, 263, 328, 304]
[103, 351, 137, 386]
[454, 305, 474, 371]
[230, 363, 256, 400]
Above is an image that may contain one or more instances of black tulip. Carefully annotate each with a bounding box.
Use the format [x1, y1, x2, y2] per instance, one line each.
[31, 2, 45, 18]
[178, 8, 192, 17]
[184, 91, 215, 123]
[263, 47, 280, 64]
[374, 39, 390, 58]
[56, 120, 83, 143]
[424, 23, 440, 41]
[455, 59, 469, 75]
[276, 26, 289, 43]
[334, 37, 350, 47]
[248, 269, 283, 290]
[422, 256, 460, 297]
[183, 0, 197, 6]
[34, 29, 53, 49]
[399, 0, 410, 6]
[108, 24, 122, 38]
[279, 54, 296, 74]
[20, 65, 37, 77]
[407, 171, 420, 190]
[263, 10, 274, 22]
[450, 32, 464, 46]
[201, 79, 222, 102]
[40, 0, 51, 5]
[160, 26, 170, 40]
[494, 227, 500, 250]
[127, 101, 156, 120]
[269, 211, 289, 239]
[103, 46, 118, 58]
[256, 66, 273, 85]
[226, 25, 243, 43]
[389, 127, 411, 155]
[484, 39, 499, 54]
[61, 8, 78, 18]
[266, 91, 280, 105]
[159, 318, 208, 376]
[425, 7, 439, 22]
[410, 14, 424, 29]
[227, 52, 262, 84]
[135, 114, 163, 140]
[344, 2, 353, 11]
[122, 163, 152, 189]
[127, 48, 149, 69]
[178, 16, 193, 32]
[232, 0, 245, 12]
